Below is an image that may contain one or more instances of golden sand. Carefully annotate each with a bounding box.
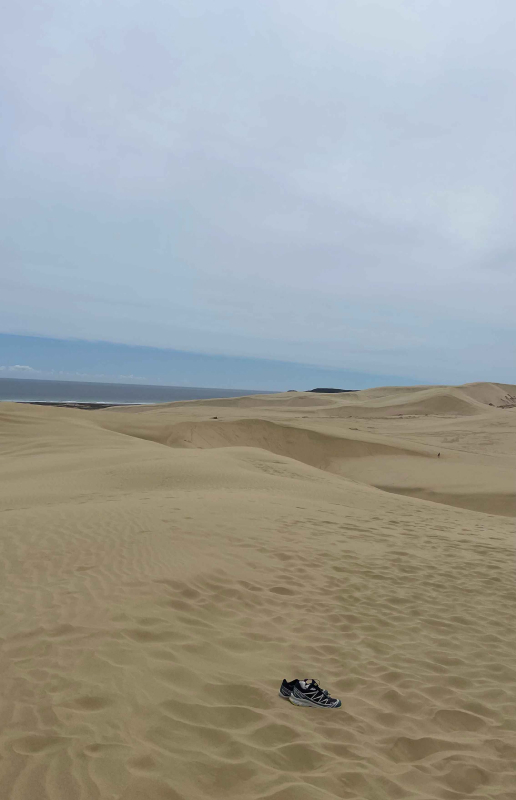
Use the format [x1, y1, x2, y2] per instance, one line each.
[0, 382, 515, 799]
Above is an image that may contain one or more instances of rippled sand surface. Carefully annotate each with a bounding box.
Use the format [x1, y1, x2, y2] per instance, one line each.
[1, 383, 515, 799]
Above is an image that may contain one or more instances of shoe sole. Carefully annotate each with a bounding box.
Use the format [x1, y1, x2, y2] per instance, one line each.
[278, 691, 291, 700]
[289, 694, 341, 708]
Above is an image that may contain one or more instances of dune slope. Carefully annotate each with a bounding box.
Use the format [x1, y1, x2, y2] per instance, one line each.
[97, 411, 515, 517]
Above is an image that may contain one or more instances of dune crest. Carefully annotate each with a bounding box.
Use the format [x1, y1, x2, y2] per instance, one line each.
[1, 382, 515, 799]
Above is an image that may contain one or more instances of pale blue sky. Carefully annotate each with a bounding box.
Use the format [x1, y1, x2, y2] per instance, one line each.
[1, 1, 515, 388]
[0, 334, 411, 391]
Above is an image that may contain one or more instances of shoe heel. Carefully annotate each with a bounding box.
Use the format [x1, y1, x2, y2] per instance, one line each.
[288, 694, 309, 706]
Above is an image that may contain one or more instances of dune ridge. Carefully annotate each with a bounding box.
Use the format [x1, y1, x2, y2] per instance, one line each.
[1, 382, 515, 799]
[107, 382, 516, 425]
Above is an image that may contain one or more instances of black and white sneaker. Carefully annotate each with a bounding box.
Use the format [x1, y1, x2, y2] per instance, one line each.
[289, 679, 341, 708]
[279, 678, 298, 700]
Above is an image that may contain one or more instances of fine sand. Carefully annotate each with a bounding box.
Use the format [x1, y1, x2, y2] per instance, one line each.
[0, 382, 515, 800]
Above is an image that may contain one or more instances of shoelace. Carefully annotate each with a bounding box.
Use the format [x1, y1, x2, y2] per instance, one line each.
[304, 679, 330, 701]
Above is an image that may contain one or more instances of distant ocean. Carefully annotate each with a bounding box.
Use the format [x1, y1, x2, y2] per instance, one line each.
[0, 378, 272, 404]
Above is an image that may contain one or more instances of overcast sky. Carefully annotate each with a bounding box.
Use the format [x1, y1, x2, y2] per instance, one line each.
[1, 0, 515, 386]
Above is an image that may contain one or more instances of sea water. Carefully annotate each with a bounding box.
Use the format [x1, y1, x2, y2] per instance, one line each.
[0, 378, 270, 404]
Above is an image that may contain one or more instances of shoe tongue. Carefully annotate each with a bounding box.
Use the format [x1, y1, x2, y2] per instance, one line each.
[300, 679, 315, 689]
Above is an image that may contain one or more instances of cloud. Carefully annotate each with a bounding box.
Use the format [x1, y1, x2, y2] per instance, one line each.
[0, 365, 39, 372]
[66, 371, 146, 381]
[0, 364, 146, 382]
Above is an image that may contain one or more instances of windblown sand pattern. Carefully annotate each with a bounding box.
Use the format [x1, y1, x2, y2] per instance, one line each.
[1, 383, 515, 799]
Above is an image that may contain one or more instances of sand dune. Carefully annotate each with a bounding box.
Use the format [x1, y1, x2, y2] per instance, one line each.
[168, 392, 338, 409]
[1, 383, 515, 800]
[98, 400, 515, 516]
[113, 392, 339, 413]
[115, 383, 514, 419]
[458, 382, 516, 408]
[323, 388, 486, 418]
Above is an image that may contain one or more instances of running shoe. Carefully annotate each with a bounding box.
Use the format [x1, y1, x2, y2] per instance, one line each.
[289, 679, 341, 708]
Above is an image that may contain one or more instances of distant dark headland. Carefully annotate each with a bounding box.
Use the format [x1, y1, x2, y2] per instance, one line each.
[308, 388, 357, 393]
